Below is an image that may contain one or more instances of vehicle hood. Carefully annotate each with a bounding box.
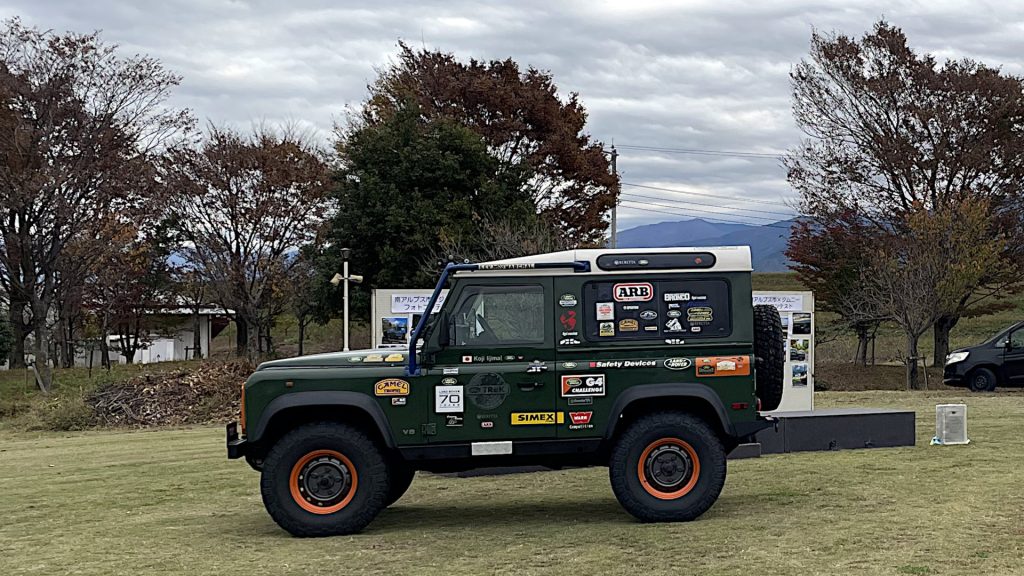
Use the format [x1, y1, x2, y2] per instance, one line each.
[256, 348, 409, 370]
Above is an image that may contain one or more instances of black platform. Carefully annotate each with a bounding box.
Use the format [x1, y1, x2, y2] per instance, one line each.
[730, 407, 916, 459]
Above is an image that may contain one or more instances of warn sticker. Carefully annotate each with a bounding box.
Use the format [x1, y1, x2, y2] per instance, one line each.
[613, 282, 653, 302]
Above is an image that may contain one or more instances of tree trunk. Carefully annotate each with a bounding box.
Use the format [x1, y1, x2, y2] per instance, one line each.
[298, 318, 306, 357]
[905, 332, 921, 391]
[8, 302, 27, 368]
[192, 309, 203, 359]
[933, 315, 958, 367]
[853, 324, 869, 366]
[32, 318, 52, 393]
[99, 313, 111, 369]
[235, 317, 249, 357]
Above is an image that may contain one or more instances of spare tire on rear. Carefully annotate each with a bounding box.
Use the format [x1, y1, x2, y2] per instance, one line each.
[753, 304, 786, 411]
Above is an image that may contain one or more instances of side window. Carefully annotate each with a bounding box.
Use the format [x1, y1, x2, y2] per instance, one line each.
[1010, 330, 1024, 349]
[582, 279, 732, 341]
[450, 285, 545, 346]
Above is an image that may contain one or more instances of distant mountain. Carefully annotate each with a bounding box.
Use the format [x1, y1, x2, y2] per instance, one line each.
[617, 217, 798, 272]
[616, 218, 755, 248]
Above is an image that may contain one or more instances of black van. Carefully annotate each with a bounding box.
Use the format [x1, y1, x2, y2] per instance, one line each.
[943, 321, 1024, 391]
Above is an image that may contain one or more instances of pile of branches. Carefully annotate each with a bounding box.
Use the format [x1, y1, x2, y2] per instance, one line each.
[88, 360, 252, 428]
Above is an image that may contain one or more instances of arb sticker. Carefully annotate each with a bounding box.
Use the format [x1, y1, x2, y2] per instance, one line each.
[511, 412, 565, 425]
[695, 356, 751, 377]
[561, 374, 606, 397]
[374, 378, 410, 396]
[613, 282, 654, 302]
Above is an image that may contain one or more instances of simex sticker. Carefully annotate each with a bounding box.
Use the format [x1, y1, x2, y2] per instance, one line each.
[613, 282, 654, 302]
[561, 374, 606, 397]
[511, 412, 564, 425]
[435, 385, 464, 413]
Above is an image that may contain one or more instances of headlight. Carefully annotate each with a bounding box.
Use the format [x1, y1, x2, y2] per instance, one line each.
[945, 351, 969, 365]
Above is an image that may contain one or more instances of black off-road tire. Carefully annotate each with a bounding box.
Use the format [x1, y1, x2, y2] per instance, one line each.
[609, 412, 727, 523]
[260, 421, 390, 537]
[968, 367, 998, 392]
[386, 462, 416, 507]
[753, 304, 786, 411]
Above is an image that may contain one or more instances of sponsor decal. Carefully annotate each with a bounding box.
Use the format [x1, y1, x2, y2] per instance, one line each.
[568, 411, 594, 430]
[443, 367, 459, 375]
[622, 304, 640, 311]
[384, 353, 404, 362]
[560, 310, 578, 331]
[567, 397, 593, 406]
[561, 374, 606, 397]
[558, 293, 578, 307]
[596, 302, 615, 321]
[467, 373, 510, 410]
[695, 356, 751, 377]
[391, 397, 407, 406]
[589, 359, 656, 369]
[687, 306, 714, 323]
[562, 361, 578, 369]
[481, 421, 494, 429]
[527, 360, 546, 373]
[441, 376, 459, 385]
[477, 412, 499, 420]
[348, 356, 363, 363]
[667, 303, 681, 310]
[445, 414, 464, 428]
[364, 354, 384, 362]
[665, 318, 685, 332]
[511, 412, 565, 425]
[435, 385, 464, 413]
[664, 292, 691, 302]
[374, 378, 410, 396]
[462, 355, 473, 363]
[599, 322, 615, 337]
[691, 326, 702, 333]
[639, 310, 658, 321]
[666, 309, 682, 318]
[665, 338, 686, 345]
[504, 355, 516, 361]
[559, 337, 582, 345]
[618, 319, 639, 332]
[613, 282, 654, 302]
[664, 357, 693, 370]
[643, 325, 659, 332]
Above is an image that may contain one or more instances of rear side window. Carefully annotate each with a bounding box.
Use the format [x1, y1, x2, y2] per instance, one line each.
[450, 285, 545, 346]
[582, 279, 731, 341]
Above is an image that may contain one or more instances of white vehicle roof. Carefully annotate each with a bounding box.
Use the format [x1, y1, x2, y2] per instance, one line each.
[455, 246, 753, 276]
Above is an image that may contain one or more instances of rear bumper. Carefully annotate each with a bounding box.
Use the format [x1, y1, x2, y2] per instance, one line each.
[226, 422, 248, 459]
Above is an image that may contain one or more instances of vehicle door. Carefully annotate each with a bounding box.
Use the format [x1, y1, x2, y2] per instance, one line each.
[427, 278, 559, 442]
[1003, 327, 1024, 384]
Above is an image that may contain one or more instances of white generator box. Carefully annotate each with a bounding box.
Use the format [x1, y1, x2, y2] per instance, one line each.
[934, 404, 969, 445]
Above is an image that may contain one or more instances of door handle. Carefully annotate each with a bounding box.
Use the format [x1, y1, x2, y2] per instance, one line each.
[518, 381, 544, 391]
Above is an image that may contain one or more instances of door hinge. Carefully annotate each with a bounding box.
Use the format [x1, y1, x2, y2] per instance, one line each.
[421, 423, 437, 436]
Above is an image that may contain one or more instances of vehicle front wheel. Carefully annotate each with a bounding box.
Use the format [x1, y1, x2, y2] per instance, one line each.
[609, 412, 726, 523]
[260, 422, 390, 537]
[968, 367, 998, 392]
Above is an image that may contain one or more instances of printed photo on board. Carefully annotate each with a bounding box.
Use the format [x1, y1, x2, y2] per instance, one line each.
[792, 312, 811, 335]
[792, 363, 808, 386]
[780, 313, 791, 332]
[789, 338, 809, 361]
[381, 316, 409, 345]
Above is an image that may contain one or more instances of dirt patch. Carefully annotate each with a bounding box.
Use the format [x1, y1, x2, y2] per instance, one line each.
[814, 363, 953, 391]
[87, 360, 251, 427]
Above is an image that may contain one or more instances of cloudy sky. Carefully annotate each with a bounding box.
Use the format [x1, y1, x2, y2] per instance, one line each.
[6, 0, 1023, 230]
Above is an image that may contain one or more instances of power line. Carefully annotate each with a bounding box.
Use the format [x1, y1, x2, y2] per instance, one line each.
[620, 194, 787, 222]
[622, 182, 798, 207]
[621, 191, 796, 218]
[619, 199, 795, 229]
[615, 144, 783, 159]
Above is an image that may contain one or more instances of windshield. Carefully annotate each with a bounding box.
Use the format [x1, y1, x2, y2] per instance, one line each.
[984, 321, 1024, 347]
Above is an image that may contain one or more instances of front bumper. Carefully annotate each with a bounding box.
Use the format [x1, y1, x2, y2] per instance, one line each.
[226, 422, 248, 459]
[943, 362, 968, 387]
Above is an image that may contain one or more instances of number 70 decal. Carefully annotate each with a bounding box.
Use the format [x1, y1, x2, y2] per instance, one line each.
[435, 385, 464, 413]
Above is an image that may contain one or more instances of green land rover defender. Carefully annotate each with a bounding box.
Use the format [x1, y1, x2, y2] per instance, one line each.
[227, 247, 785, 536]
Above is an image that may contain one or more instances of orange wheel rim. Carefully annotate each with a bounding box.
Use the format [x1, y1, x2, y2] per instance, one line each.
[289, 449, 357, 514]
[637, 438, 700, 500]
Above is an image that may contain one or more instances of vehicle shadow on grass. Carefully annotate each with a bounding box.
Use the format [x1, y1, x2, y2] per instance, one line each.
[372, 497, 631, 532]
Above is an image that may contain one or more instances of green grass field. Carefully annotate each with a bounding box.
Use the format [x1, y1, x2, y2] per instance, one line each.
[2, 390, 1022, 576]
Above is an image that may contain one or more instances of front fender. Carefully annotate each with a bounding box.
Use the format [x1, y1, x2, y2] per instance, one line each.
[247, 390, 397, 448]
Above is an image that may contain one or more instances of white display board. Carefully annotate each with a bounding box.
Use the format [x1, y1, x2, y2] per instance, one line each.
[371, 288, 814, 411]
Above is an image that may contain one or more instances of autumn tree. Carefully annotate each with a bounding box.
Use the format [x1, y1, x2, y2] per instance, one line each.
[786, 213, 885, 365]
[0, 19, 191, 390]
[315, 100, 538, 316]
[363, 42, 618, 244]
[166, 125, 331, 358]
[865, 202, 1003, 389]
[785, 21, 1024, 366]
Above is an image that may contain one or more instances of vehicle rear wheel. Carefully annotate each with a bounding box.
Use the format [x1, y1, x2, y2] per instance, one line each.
[753, 304, 786, 411]
[386, 462, 416, 507]
[968, 367, 997, 392]
[260, 422, 390, 537]
[609, 412, 726, 522]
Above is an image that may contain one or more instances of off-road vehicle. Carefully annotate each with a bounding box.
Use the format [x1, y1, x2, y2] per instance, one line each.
[227, 246, 785, 536]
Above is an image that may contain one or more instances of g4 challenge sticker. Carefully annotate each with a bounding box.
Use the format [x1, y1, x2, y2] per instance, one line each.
[561, 374, 606, 397]
[613, 282, 654, 302]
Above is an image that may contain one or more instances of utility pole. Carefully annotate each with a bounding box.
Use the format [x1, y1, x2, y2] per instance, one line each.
[330, 248, 363, 352]
[610, 145, 619, 248]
